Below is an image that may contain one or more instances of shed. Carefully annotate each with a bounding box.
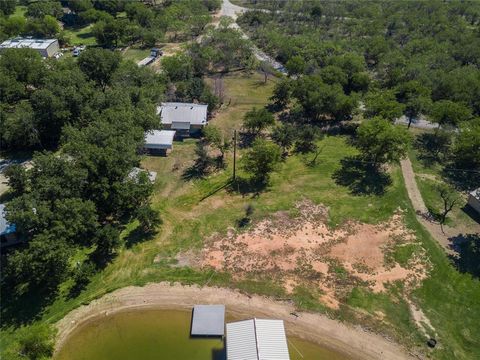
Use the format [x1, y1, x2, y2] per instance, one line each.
[144, 130, 176, 155]
[0, 38, 59, 57]
[468, 188, 480, 214]
[1, 204, 18, 248]
[191, 305, 225, 336]
[226, 319, 290, 360]
[157, 103, 208, 134]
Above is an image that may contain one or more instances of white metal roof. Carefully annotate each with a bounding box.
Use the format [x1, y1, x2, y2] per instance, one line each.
[226, 319, 290, 360]
[0, 38, 58, 50]
[470, 188, 480, 200]
[191, 305, 225, 336]
[226, 320, 258, 360]
[157, 102, 208, 126]
[144, 130, 176, 149]
[0, 204, 16, 236]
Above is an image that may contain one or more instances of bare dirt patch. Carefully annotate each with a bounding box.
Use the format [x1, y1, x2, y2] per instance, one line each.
[196, 200, 428, 309]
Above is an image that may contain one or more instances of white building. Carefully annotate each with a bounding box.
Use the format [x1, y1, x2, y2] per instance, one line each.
[468, 188, 480, 214]
[0, 38, 59, 57]
[157, 102, 208, 135]
[144, 130, 176, 155]
[226, 319, 290, 360]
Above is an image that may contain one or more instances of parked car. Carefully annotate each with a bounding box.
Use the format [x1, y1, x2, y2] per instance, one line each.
[72, 48, 81, 57]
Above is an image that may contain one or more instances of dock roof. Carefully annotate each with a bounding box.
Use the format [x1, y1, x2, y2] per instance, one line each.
[191, 305, 225, 336]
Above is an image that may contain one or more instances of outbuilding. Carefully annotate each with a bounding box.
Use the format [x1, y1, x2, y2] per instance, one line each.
[0, 204, 18, 248]
[0, 38, 60, 57]
[226, 318, 290, 360]
[468, 188, 480, 214]
[157, 102, 208, 135]
[144, 130, 176, 155]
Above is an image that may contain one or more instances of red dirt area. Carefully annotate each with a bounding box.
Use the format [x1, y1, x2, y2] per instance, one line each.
[198, 200, 428, 309]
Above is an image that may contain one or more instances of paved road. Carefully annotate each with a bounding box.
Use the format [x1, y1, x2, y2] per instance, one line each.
[395, 115, 439, 130]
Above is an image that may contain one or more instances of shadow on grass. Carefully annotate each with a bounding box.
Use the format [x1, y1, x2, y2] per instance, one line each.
[124, 226, 156, 249]
[448, 233, 480, 279]
[414, 132, 450, 168]
[443, 166, 480, 192]
[332, 156, 392, 196]
[227, 177, 267, 197]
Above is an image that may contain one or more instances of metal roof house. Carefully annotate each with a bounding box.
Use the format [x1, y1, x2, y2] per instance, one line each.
[226, 319, 290, 360]
[144, 130, 176, 155]
[191, 305, 225, 336]
[0, 38, 59, 57]
[468, 188, 480, 214]
[157, 102, 208, 135]
[0, 204, 18, 248]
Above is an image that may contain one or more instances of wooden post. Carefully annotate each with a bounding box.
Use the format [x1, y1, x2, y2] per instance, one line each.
[233, 129, 237, 181]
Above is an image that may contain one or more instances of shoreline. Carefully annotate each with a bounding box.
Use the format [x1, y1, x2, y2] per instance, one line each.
[55, 282, 414, 360]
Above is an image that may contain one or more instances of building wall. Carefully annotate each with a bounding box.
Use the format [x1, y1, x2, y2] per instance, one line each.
[46, 40, 60, 57]
[468, 195, 480, 214]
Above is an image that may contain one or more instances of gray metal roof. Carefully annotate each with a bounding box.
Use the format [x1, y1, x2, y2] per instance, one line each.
[226, 319, 290, 360]
[0, 38, 58, 50]
[144, 130, 176, 149]
[191, 305, 225, 336]
[157, 102, 208, 126]
[470, 188, 480, 200]
[0, 204, 16, 236]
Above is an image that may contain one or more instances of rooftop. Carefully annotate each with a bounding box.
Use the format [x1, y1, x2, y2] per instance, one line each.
[191, 305, 225, 336]
[226, 318, 290, 360]
[0, 38, 58, 50]
[144, 130, 176, 149]
[470, 188, 480, 200]
[157, 102, 208, 126]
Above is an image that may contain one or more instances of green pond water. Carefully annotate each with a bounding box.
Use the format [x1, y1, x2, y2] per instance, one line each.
[56, 309, 350, 360]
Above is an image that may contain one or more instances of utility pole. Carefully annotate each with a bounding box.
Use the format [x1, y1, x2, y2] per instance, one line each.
[232, 129, 237, 181]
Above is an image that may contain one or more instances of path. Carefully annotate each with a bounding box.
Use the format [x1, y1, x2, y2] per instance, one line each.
[55, 282, 415, 360]
[219, 0, 287, 74]
[401, 157, 465, 254]
[395, 115, 439, 130]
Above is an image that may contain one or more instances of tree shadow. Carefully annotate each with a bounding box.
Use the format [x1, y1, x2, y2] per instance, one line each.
[227, 177, 267, 197]
[414, 133, 450, 168]
[448, 233, 480, 279]
[332, 156, 392, 196]
[443, 166, 480, 192]
[182, 143, 214, 181]
[124, 226, 156, 249]
[238, 132, 256, 149]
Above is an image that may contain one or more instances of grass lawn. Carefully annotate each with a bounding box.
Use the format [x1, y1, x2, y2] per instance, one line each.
[13, 5, 27, 17]
[1, 72, 479, 360]
[63, 24, 96, 46]
[122, 48, 151, 63]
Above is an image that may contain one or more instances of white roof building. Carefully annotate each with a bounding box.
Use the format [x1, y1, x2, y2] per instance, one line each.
[226, 319, 290, 360]
[156, 102, 208, 130]
[0, 38, 59, 57]
[144, 130, 176, 150]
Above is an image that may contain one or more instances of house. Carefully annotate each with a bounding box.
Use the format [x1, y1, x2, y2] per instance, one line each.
[144, 130, 176, 156]
[0, 38, 60, 57]
[468, 188, 480, 214]
[157, 102, 208, 135]
[226, 318, 290, 360]
[0, 204, 18, 248]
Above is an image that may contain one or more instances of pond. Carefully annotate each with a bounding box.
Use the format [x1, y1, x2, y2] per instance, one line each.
[56, 309, 351, 360]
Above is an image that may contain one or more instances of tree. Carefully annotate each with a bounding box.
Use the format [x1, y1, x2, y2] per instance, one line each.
[271, 123, 296, 154]
[396, 81, 432, 129]
[78, 48, 121, 90]
[436, 183, 460, 226]
[1, 103, 40, 148]
[136, 205, 161, 233]
[270, 79, 291, 110]
[3, 16, 27, 36]
[0, 48, 45, 90]
[27, 1, 63, 19]
[286, 55, 306, 77]
[365, 90, 405, 121]
[242, 139, 281, 184]
[92, 18, 125, 48]
[4, 164, 28, 195]
[2, 324, 55, 360]
[453, 118, 480, 169]
[430, 100, 472, 129]
[356, 117, 411, 166]
[294, 125, 322, 154]
[161, 54, 193, 82]
[0, 0, 16, 15]
[204, 125, 231, 162]
[243, 107, 275, 135]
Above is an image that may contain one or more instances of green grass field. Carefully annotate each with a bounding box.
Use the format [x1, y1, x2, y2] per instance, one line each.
[122, 48, 151, 63]
[1, 72, 479, 360]
[63, 24, 97, 46]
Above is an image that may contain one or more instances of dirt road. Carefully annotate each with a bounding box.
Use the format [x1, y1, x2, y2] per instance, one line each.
[56, 282, 414, 360]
